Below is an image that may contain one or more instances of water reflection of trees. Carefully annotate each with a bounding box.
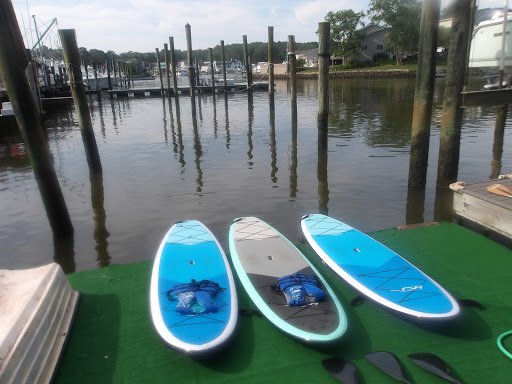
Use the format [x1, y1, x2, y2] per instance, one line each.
[327, 79, 415, 149]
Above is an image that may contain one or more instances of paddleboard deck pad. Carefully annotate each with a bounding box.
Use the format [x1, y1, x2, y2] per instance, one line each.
[301, 214, 460, 320]
[150, 220, 237, 353]
[229, 217, 347, 341]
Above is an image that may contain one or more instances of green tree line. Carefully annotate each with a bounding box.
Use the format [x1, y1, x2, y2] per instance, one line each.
[325, 0, 451, 66]
[40, 40, 318, 74]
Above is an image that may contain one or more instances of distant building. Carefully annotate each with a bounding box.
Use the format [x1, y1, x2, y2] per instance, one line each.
[439, 17, 452, 28]
[214, 59, 243, 72]
[349, 25, 393, 65]
[296, 48, 318, 67]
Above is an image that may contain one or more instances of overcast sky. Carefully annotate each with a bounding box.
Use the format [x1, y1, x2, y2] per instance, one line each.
[11, 0, 507, 54]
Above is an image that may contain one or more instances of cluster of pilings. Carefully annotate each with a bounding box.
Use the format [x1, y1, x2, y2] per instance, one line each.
[0, 0, 332, 244]
[408, 0, 510, 222]
[3, 0, 507, 249]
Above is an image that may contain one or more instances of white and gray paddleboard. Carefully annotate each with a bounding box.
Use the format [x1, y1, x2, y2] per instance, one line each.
[229, 217, 347, 342]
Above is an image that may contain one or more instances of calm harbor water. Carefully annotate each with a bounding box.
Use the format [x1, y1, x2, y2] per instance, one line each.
[1, 77, 510, 273]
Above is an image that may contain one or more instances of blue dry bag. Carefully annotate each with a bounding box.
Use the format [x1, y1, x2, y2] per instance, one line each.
[167, 279, 222, 315]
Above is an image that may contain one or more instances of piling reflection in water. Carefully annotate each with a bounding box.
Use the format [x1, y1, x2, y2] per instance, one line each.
[213, 95, 218, 139]
[53, 234, 75, 274]
[224, 96, 230, 149]
[90, 172, 111, 268]
[269, 94, 278, 184]
[491, 105, 507, 179]
[247, 91, 254, 168]
[175, 98, 186, 171]
[317, 117, 329, 215]
[191, 97, 203, 193]
[290, 98, 298, 200]
[162, 97, 169, 143]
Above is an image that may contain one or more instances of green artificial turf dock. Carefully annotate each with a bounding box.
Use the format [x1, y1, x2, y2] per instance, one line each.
[54, 223, 512, 383]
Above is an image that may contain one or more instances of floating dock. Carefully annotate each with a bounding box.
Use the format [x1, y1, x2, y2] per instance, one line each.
[106, 82, 268, 97]
[451, 176, 512, 247]
[52, 223, 512, 383]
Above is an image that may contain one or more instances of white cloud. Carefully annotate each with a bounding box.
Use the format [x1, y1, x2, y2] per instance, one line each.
[11, 0, 510, 54]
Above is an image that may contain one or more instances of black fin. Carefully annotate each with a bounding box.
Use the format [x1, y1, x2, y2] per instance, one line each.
[351, 296, 366, 307]
[458, 298, 484, 310]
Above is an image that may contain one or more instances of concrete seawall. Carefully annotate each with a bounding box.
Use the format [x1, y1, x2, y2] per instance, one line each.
[267, 69, 418, 80]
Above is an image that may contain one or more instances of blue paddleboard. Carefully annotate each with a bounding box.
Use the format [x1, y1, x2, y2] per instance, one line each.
[150, 220, 238, 353]
[301, 214, 460, 319]
[229, 217, 347, 342]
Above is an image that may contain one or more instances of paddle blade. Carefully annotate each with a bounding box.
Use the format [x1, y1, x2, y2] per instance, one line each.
[322, 357, 359, 384]
[365, 352, 411, 384]
[408, 353, 463, 384]
[487, 184, 512, 197]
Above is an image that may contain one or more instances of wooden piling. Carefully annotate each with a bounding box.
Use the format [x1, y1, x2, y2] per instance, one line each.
[57, 65, 64, 88]
[84, 60, 90, 90]
[59, 29, 103, 174]
[243, 35, 250, 89]
[318, 22, 330, 124]
[408, 0, 440, 190]
[164, 43, 171, 97]
[185, 23, 196, 97]
[209, 48, 215, 93]
[493, 0, 509, 178]
[0, 2, 73, 237]
[435, 0, 473, 191]
[169, 36, 178, 97]
[248, 56, 253, 86]
[288, 35, 297, 101]
[317, 22, 330, 213]
[116, 61, 123, 88]
[221, 40, 227, 93]
[106, 60, 112, 90]
[112, 59, 117, 87]
[195, 58, 200, 87]
[155, 48, 164, 95]
[268, 27, 274, 95]
[92, 61, 101, 97]
[491, 104, 508, 178]
[25, 49, 42, 114]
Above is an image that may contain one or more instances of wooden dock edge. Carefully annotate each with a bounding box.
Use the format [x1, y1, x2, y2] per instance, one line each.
[450, 176, 512, 249]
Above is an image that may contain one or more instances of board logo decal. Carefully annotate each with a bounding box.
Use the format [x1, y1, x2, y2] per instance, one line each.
[391, 285, 423, 292]
[358, 267, 441, 303]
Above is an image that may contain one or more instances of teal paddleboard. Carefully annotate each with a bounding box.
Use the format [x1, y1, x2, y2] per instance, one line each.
[229, 217, 347, 342]
[150, 220, 238, 353]
[301, 214, 460, 320]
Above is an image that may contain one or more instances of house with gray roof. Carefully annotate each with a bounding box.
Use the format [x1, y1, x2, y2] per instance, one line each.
[349, 25, 393, 64]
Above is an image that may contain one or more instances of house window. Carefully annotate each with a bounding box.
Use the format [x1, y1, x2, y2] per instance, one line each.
[362, 45, 368, 51]
[377, 44, 383, 50]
